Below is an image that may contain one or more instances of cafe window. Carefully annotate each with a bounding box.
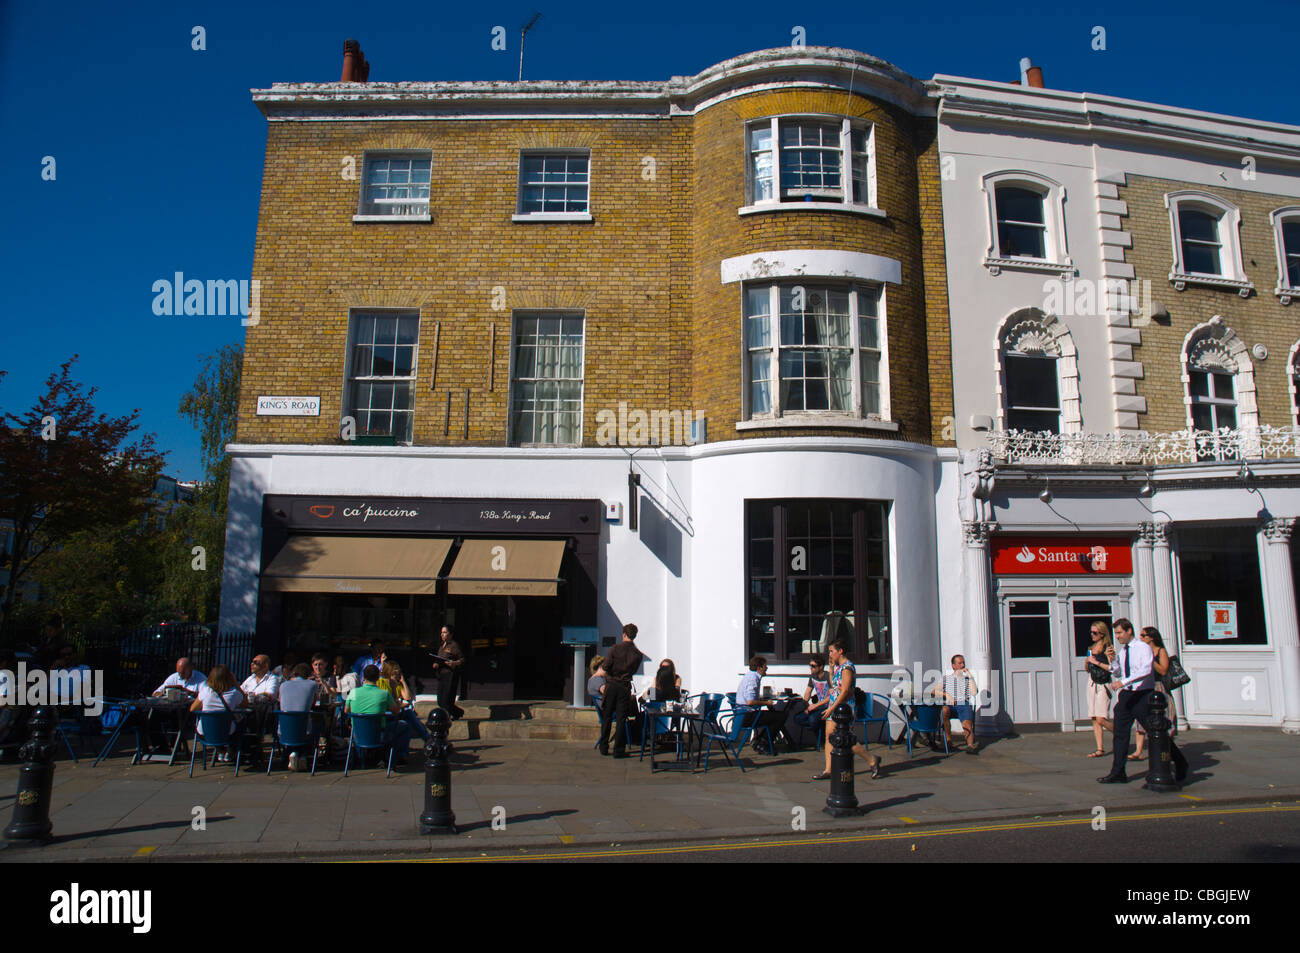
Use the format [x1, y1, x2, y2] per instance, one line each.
[745, 499, 891, 663]
[1178, 525, 1267, 646]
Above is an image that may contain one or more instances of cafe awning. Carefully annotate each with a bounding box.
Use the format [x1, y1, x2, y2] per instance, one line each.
[261, 535, 452, 595]
[447, 538, 566, 596]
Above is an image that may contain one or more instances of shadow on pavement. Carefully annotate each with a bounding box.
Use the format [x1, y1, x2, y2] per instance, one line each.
[850, 792, 934, 816]
[48, 815, 233, 845]
[452, 808, 579, 834]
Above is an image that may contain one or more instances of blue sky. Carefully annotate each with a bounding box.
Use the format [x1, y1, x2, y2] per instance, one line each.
[2, 0, 1295, 480]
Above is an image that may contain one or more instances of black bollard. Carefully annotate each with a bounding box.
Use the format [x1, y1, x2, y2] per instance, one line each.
[3, 707, 57, 845]
[823, 703, 860, 817]
[419, 707, 457, 835]
[1143, 691, 1179, 792]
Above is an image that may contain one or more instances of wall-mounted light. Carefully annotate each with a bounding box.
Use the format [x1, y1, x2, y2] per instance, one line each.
[1138, 480, 1154, 498]
[1038, 478, 1052, 504]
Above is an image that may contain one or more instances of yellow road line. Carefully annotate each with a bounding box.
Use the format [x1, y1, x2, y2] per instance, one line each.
[1179, 794, 1203, 801]
[899, 816, 918, 824]
[134, 846, 157, 856]
[398, 804, 1300, 863]
[559, 835, 574, 844]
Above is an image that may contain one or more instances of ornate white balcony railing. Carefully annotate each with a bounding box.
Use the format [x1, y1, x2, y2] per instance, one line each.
[986, 426, 1300, 466]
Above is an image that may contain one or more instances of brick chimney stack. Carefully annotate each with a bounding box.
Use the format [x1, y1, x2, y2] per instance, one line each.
[341, 39, 370, 82]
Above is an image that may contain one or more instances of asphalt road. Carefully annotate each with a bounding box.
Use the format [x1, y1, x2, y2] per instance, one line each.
[417, 804, 1300, 863]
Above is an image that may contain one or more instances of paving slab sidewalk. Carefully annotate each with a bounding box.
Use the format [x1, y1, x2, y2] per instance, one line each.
[1, 728, 1297, 861]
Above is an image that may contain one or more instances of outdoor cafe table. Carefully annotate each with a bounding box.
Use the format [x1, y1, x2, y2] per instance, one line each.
[643, 703, 705, 772]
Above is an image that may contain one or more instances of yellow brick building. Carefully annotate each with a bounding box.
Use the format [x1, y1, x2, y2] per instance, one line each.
[223, 46, 958, 704]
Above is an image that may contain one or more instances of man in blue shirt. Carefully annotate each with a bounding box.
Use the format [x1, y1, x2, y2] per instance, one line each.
[352, 640, 385, 679]
[736, 656, 792, 754]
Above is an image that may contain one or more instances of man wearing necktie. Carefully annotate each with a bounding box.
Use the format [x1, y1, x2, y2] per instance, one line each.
[1098, 618, 1153, 783]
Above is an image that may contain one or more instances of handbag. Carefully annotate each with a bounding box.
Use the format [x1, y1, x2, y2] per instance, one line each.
[1087, 655, 1111, 685]
[1165, 654, 1190, 689]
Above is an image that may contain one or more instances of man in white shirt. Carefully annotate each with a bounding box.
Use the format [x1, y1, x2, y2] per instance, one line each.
[240, 655, 281, 699]
[153, 658, 206, 697]
[1098, 618, 1154, 783]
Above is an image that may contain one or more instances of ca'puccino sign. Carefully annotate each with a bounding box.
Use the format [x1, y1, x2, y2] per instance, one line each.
[992, 537, 1133, 575]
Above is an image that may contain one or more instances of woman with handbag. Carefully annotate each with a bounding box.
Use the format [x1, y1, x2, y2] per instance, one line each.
[1084, 622, 1115, 758]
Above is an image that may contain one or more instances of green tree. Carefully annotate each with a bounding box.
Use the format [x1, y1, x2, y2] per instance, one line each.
[0, 358, 165, 638]
[156, 345, 243, 623]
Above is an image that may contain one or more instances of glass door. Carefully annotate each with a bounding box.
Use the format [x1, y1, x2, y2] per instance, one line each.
[1003, 599, 1058, 723]
[1069, 597, 1123, 722]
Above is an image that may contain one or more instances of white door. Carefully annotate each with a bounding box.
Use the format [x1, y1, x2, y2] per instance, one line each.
[1003, 598, 1058, 723]
[1068, 597, 1123, 722]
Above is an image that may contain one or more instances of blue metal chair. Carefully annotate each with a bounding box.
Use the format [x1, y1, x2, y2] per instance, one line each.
[92, 698, 139, 766]
[724, 692, 775, 753]
[54, 707, 99, 764]
[904, 704, 948, 756]
[190, 711, 243, 777]
[639, 700, 686, 762]
[700, 704, 761, 773]
[267, 711, 319, 776]
[344, 713, 394, 778]
[854, 692, 895, 749]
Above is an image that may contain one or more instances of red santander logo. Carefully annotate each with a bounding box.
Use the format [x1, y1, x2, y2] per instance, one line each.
[992, 537, 1131, 575]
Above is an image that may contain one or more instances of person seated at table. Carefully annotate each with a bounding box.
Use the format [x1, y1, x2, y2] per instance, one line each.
[587, 656, 606, 707]
[154, 657, 206, 697]
[309, 654, 337, 702]
[813, 638, 883, 781]
[789, 654, 831, 746]
[379, 660, 431, 745]
[938, 654, 981, 755]
[352, 640, 385, 680]
[240, 655, 281, 700]
[279, 663, 319, 712]
[190, 664, 249, 763]
[333, 655, 359, 696]
[648, 659, 681, 703]
[346, 664, 413, 767]
[736, 656, 794, 755]
[272, 651, 298, 679]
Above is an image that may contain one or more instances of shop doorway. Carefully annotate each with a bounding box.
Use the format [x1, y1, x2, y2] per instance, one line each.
[1069, 597, 1119, 723]
[1003, 599, 1059, 723]
[998, 590, 1130, 726]
[449, 594, 566, 700]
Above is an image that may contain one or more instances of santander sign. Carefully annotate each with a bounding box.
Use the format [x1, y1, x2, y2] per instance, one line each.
[992, 537, 1132, 575]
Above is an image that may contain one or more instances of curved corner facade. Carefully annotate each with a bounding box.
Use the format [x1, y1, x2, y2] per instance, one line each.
[222, 47, 957, 703]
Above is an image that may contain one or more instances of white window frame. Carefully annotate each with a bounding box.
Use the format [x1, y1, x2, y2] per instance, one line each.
[353, 151, 432, 223]
[740, 282, 890, 426]
[1180, 317, 1258, 438]
[507, 310, 586, 447]
[1288, 340, 1300, 426]
[1270, 206, 1300, 305]
[1165, 191, 1253, 296]
[512, 150, 593, 223]
[980, 171, 1072, 277]
[1001, 352, 1062, 434]
[342, 309, 421, 444]
[739, 116, 883, 218]
[993, 308, 1082, 434]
